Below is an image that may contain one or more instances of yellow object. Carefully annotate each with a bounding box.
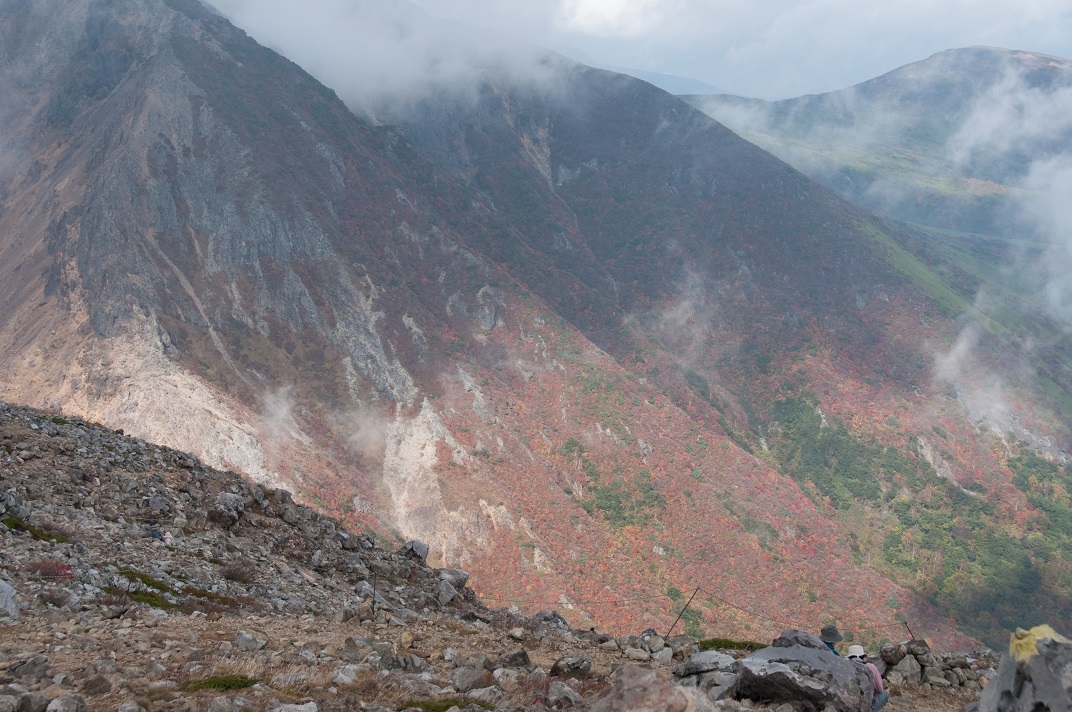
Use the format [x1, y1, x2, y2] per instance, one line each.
[1009, 625, 1071, 662]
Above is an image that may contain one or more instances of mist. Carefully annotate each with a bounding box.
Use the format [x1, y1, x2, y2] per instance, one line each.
[211, 0, 560, 114]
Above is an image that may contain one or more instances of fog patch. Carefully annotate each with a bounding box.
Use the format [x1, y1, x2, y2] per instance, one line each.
[255, 386, 310, 446]
[933, 321, 1012, 432]
[1016, 156, 1072, 323]
[211, 0, 563, 116]
[338, 404, 389, 463]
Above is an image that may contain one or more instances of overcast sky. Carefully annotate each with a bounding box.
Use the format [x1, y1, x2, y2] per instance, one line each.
[407, 0, 1072, 98]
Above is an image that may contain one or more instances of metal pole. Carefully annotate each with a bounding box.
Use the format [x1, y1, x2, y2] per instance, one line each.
[902, 620, 916, 640]
[666, 586, 701, 638]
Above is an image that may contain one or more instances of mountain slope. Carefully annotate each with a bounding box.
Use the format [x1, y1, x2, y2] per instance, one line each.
[0, 0, 1065, 649]
[683, 47, 1072, 238]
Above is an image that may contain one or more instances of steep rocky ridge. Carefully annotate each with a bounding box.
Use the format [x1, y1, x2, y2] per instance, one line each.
[0, 0, 1066, 650]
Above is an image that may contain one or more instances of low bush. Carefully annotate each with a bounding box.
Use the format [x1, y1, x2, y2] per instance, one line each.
[26, 558, 75, 580]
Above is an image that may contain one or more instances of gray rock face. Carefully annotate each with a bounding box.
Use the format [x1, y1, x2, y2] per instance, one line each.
[977, 635, 1072, 712]
[0, 489, 26, 519]
[734, 644, 873, 712]
[0, 580, 17, 620]
[673, 649, 738, 699]
[209, 492, 244, 528]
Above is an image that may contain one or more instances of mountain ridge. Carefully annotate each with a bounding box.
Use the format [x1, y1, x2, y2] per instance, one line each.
[0, 0, 1066, 650]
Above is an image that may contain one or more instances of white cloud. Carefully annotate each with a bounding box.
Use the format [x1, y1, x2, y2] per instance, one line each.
[414, 0, 1072, 97]
[554, 0, 667, 37]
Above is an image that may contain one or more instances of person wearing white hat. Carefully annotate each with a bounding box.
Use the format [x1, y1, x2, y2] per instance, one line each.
[846, 645, 888, 711]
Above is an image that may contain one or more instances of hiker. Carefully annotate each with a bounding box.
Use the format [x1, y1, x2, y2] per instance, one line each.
[847, 644, 888, 711]
[819, 624, 843, 655]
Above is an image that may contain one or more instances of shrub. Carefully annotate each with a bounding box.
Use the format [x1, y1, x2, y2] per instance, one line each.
[26, 558, 75, 580]
[179, 675, 258, 692]
[3, 515, 71, 543]
[220, 560, 258, 583]
[697, 637, 765, 652]
[38, 587, 72, 607]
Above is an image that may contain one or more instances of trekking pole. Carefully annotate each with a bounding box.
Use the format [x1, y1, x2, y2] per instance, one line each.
[666, 586, 701, 638]
[902, 620, 916, 640]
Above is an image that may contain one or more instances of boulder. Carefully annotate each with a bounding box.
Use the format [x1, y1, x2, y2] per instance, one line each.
[235, 630, 268, 652]
[450, 666, 495, 692]
[401, 540, 429, 563]
[44, 695, 85, 712]
[437, 579, 458, 605]
[673, 650, 737, 699]
[0, 489, 26, 519]
[590, 663, 717, 712]
[733, 644, 874, 712]
[977, 625, 1072, 712]
[548, 680, 583, 707]
[550, 653, 592, 679]
[497, 648, 531, 668]
[0, 580, 17, 620]
[208, 492, 244, 528]
[772, 628, 830, 653]
[439, 568, 470, 588]
[889, 650, 922, 684]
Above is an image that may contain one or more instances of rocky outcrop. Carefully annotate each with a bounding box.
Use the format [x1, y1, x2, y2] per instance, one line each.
[732, 643, 873, 712]
[973, 625, 1072, 712]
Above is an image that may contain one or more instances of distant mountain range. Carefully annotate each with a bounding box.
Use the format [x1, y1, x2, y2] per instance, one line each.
[0, 0, 1067, 649]
[684, 46, 1072, 240]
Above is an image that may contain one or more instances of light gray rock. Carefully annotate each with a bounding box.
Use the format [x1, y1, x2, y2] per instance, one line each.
[624, 647, 651, 661]
[268, 704, 317, 712]
[771, 628, 830, 652]
[550, 653, 592, 679]
[204, 697, 234, 712]
[547, 680, 583, 707]
[209, 492, 244, 528]
[235, 629, 268, 652]
[401, 540, 429, 563]
[652, 647, 673, 664]
[44, 695, 86, 712]
[437, 579, 458, 606]
[117, 701, 148, 712]
[891, 650, 922, 684]
[733, 644, 874, 712]
[0, 580, 17, 620]
[451, 666, 495, 692]
[439, 568, 469, 588]
[591, 663, 717, 712]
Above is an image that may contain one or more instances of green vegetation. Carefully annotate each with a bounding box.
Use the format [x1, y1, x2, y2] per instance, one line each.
[697, 637, 765, 652]
[2, 515, 69, 544]
[564, 440, 667, 528]
[767, 391, 1072, 647]
[179, 676, 258, 692]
